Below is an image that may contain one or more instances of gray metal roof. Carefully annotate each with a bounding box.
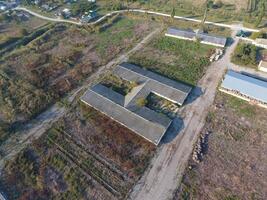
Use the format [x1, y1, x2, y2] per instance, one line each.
[114, 63, 192, 105]
[166, 27, 227, 47]
[197, 32, 227, 46]
[221, 70, 267, 103]
[166, 27, 196, 39]
[81, 86, 172, 145]
[80, 63, 192, 145]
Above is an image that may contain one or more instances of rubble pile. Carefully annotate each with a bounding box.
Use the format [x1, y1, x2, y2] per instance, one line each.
[192, 131, 211, 163]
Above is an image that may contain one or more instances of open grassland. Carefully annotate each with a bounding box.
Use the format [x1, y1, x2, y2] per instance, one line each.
[0, 102, 155, 199]
[128, 34, 214, 86]
[176, 92, 267, 200]
[0, 15, 157, 144]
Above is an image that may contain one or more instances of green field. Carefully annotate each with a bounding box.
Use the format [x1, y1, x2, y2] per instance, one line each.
[129, 35, 214, 86]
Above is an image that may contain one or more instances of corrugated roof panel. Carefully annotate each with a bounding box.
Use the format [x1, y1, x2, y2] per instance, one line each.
[166, 27, 196, 39]
[166, 27, 227, 47]
[221, 70, 267, 103]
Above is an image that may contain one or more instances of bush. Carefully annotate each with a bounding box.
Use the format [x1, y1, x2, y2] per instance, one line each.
[250, 31, 267, 40]
[231, 43, 258, 67]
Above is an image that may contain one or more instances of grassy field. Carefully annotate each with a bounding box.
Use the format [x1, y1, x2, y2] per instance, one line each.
[175, 92, 267, 200]
[0, 15, 157, 144]
[0, 102, 156, 199]
[129, 34, 214, 86]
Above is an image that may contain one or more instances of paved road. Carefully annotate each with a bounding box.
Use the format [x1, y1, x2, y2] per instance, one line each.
[0, 28, 161, 170]
[14, 7, 260, 32]
[129, 34, 240, 200]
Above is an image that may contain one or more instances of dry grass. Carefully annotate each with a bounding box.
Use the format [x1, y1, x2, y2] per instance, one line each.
[0, 16, 157, 145]
[0, 102, 156, 199]
[176, 92, 267, 200]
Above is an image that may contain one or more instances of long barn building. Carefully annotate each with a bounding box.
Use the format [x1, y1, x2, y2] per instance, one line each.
[220, 70, 267, 108]
[165, 27, 227, 48]
[81, 63, 192, 145]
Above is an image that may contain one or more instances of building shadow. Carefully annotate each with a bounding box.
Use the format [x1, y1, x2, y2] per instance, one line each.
[160, 116, 184, 144]
[240, 71, 267, 82]
[225, 37, 234, 47]
[184, 86, 203, 105]
[160, 85, 203, 144]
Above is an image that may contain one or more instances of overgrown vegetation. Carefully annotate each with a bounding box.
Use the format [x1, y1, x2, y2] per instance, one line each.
[0, 103, 156, 199]
[231, 42, 258, 67]
[129, 36, 214, 85]
[0, 16, 157, 145]
[146, 93, 179, 119]
[101, 74, 136, 96]
[250, 31, 267, 39]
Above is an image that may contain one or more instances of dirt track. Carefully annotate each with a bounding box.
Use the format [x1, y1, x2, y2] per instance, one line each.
[129, 35, 240, 200]
[15, 7, 259, 32]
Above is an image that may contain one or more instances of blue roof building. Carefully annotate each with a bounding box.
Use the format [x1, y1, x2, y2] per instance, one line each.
[220, 70, 267, 107]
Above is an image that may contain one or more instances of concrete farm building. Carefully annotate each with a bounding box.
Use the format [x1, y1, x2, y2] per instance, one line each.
[220, 70, 267, 108]
[81, 63, 192, 145]
[165, 27, 227, 48]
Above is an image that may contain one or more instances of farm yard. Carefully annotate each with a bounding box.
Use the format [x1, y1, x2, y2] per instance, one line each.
[129, 35, 215, 86]
[0, 102, 156, 199]
[0, 15, 158, 144]
[176, 92, 267, 200]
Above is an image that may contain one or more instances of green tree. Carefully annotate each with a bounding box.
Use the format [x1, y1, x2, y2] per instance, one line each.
[171, 7, 175, 18]
[200, 0, 209, 30]
[255, 0, 265, 27]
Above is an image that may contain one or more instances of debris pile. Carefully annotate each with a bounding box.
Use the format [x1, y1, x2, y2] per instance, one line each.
[192, 131, 211, 163]
[210, 48, 224, 62]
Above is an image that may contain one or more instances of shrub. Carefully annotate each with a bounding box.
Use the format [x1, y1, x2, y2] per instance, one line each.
[231, 43, 258, 67]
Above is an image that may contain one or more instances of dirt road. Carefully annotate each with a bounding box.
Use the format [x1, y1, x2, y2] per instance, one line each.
[14, 7, 259, 32]
[14, 7, 82, 25]
[129, 36, 240, 200]
[0, 28, 161, 170]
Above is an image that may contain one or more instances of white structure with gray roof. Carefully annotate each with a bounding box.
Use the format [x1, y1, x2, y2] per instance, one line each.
[220, 70, 267, 108]
[81, 63, 192, 145]
[165, 27, 227, 48]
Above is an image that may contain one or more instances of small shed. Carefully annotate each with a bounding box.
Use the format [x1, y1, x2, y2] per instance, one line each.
[254, 38, 267, 49]
[258, 60, 267, 73]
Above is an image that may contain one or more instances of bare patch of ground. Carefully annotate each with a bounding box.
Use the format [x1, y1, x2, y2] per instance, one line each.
[176, 92, 267, 200]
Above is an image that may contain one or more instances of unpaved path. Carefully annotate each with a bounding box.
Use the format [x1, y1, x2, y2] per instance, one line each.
[14, 7, 82, 25]
[129, 35, 240, 200]
[0, 27, 161, 170]
[14, 7, 259, 32]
